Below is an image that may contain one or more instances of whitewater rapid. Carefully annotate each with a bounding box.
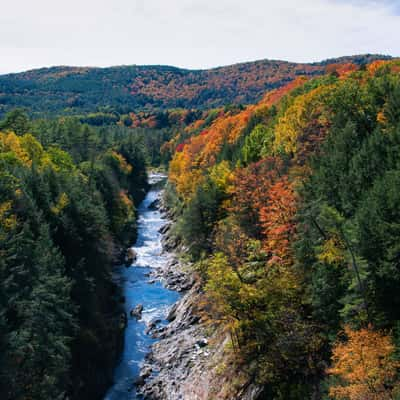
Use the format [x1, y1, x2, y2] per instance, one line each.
[104, 174, 180, 400]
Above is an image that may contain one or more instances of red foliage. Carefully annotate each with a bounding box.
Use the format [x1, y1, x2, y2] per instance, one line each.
[175, 143, 186, 152]
[229, 158, 283, 237]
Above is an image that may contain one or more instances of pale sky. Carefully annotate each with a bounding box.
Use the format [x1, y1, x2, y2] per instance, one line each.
[0, 0, 399, 74]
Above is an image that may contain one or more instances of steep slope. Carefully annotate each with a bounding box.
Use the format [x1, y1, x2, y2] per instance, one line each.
[0, 55, 390, 116]
[162, 59, 400, 399]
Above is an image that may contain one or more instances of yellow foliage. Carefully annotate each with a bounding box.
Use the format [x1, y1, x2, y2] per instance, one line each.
[317, 236, 345, 265]
[119, 190, 135, 219]
[0, 201, 17, 231]
[51, 193, 70, 215]
[0, 132, 31, 166]
[169, 151, 205, 201]
[273, 85, 333, 155]
[111, 151, 133, 174]
[20, 134, 45, 163]
[209, 161, 234, 193]
[0, 132, 57, 170]
[204, 253, 243, 320]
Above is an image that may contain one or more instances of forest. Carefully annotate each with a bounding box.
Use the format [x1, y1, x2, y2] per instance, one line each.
[166, 59, 400, 399]
[1, 56, 400, 400]
[0, 110, 154, 399]
[0, 55, 388, 117]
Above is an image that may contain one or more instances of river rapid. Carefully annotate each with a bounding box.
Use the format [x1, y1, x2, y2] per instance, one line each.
[104, 173, 180, 400]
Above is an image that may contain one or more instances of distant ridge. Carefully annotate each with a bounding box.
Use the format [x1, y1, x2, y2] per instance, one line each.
[0, 54, 392, 116]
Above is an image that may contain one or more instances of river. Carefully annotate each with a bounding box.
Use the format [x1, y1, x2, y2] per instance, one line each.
[104, 173, 181, 400]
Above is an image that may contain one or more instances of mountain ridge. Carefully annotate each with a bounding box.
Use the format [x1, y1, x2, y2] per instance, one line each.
[0, 54, 392, 116]
[0, 53, 393, 76]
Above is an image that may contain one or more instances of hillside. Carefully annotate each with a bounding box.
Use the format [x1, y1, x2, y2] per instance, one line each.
[0, 54, 390, 117]
[161, 59, 400, 399]
[2, 55, 400, 400]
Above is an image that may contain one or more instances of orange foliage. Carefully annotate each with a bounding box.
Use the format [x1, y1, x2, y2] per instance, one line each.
[128, 61, 326, 107]
[168, 78, 309, 201]
[260, 176, 297, 265]
[328, 326, 400, 400]
[367, 60, 389, 75]
[259, 76, 308, 107]
[119, 190, 133, 209]
[229, 158, 283, 236]
[326, 63, 358, 78]
[187, 118, 206, 132]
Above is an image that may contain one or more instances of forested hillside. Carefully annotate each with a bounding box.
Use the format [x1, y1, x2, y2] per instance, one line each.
[2, 55, 400, 400]
[0, 111, 151, 399]
[166, 59, 400, 399]
[0, 55, 389, 117]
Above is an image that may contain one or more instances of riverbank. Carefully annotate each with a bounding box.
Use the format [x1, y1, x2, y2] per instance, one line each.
[136, 196, 263, 400]
[104, 175, 181, 400]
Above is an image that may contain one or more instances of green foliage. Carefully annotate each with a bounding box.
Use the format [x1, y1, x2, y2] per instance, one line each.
[0, 55, 388, 117]
[0, 224, 74, 400]
[0, 109, 31, 135]
[0, 113, 149, 400]
[242, 124, 274, 164]
[177, 178, 226, 259]
[1, 57, 400, 400]
[168, 63, 400, 398]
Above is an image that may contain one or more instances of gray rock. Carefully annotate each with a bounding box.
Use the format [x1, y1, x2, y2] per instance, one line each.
[167, 303, 178, 322]
[146, 319, 162, 335]
[125, 248, 137, 267]
[148, 198, 160, 210]
[135, 365, 153, 387]
[134, 375, 146, 387]
[158, 223, 171, 235]
[130, 304, 144, 319]
[196, 338, 208, 348]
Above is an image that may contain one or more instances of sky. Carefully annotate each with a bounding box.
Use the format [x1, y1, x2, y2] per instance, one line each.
[0, 0, 399, 74]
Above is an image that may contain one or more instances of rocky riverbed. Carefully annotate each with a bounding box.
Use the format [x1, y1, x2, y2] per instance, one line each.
[135, 196, 263, 400]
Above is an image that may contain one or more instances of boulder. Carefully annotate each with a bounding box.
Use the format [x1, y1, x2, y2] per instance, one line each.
[134, 375, 146, 387]
[130, 304, 144, 319]
[158, 223, 171, 235]
[135, 365, 153, 386]
[119, 312, 127, 329]
[125, 248, 137, 267]
[167, 303, 178, 322]
[196, 338, 208, 348]
[148, 198, 160, 210]
[145, 319, 162, 335]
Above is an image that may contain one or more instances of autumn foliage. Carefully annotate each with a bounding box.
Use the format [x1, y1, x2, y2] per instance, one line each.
[260, 176, 297, 265]
[328, 326, 400, 400]
[166, 59, 400, 398]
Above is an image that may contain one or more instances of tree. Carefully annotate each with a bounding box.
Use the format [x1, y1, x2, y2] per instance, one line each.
[260, 176, 297, 266]
[0, 110, 31, 135]
[0, 223, 75, 400]
[241, 124, 274, 165]
[328, 326, 400, 400]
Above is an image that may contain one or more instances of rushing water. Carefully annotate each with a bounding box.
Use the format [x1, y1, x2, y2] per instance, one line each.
[104, 174, 180, 400]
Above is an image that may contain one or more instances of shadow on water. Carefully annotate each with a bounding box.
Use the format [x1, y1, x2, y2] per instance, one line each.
[104, 173, 180, 400]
